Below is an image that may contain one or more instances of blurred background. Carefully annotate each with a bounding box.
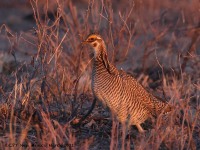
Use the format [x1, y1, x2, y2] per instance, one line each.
[0, 0, 199, 72]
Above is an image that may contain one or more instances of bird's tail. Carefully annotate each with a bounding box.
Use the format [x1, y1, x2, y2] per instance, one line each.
[151, 95, 172, 116]
[163, 103, 172, 114]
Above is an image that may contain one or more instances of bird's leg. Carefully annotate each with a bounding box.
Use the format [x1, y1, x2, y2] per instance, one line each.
[121, 114, 131, 140]
[136, 124, 145, 133]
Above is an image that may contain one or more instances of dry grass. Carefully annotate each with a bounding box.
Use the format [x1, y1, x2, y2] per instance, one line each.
[0, 0, 199, 149]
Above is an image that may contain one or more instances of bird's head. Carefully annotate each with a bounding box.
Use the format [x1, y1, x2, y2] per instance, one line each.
[82, 33, 106, 56]
[82, 33, 111, 72]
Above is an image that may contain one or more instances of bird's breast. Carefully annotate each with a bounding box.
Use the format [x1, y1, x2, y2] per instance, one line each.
[91, 62, 123, 110]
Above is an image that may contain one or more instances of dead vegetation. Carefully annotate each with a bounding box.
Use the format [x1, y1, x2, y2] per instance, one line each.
[0, 0, 199, 149]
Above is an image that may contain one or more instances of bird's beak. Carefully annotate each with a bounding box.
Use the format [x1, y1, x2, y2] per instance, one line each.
[81, 40, 88, 45]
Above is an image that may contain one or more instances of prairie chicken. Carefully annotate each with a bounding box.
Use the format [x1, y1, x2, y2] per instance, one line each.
[82, 33, 171, 132]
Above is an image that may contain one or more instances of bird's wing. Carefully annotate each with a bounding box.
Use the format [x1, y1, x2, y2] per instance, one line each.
[118, 69, 133, 79]
[118, 70, 171, 115]
[118, 70, 156, 111]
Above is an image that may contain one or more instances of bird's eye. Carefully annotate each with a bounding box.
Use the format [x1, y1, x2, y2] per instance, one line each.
[90, 38, 95, 41]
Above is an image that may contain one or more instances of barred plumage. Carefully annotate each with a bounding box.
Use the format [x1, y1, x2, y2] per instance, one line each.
[82, 33, 171, 132]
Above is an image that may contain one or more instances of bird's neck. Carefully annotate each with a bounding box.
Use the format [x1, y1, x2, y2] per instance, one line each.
[93, 42, 106, 57]
[92, 42, 119, 76]
[93, 44, 112, 74]
[94, 50, 109, 67]
[93, 42, 107, 62]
